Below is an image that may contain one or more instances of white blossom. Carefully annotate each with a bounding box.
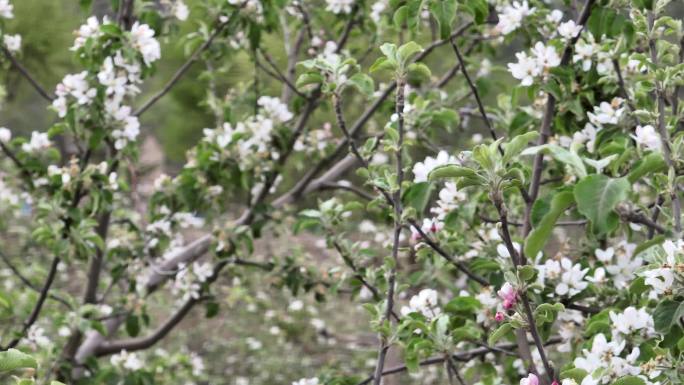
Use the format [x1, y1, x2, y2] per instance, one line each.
[530, 42, 561, 71]
[53, 71, 97, 117]
[573, 36, 596, 71]
[588, 98, 625, 126]
[609, 307, 655, 339]
[111, 350, 144, 371]
[495, 1, 535, 35]
[508, 52, 541, 86]
[539, 257, 589, 296]
[130, 22, 161, 65]
[632, 125, 661, 152]
[0, 0, 13, 18]
[430, 182, 466, 219]
[257, 96, 293, 123]
[21, 131, 51, 153]
[412, 151, 458, 182]
[174, 0, 189, 20]
[0, 127, 11, 143]
[292, 378, 319, 385]
[3, 34, 21, 52]
[370, 0, 388, 23]
[400, 289, 441, 319]
[72, 16, 106, 50]
[558, 20, 582, 40]
[325, 0, 354, 14]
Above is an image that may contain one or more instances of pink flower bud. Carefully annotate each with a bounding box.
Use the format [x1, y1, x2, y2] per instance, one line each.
[497, 282, 518, 310]
[551, 380, 559, 385]
[494, 312, 505, 322]
[520, 373, 539, 385]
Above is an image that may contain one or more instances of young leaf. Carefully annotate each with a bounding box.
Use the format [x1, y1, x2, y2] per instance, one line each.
[347, 73, 375, 96]
[0, 349, 37, 373]
[627, 152, 666, 183]
[397, 41, 423, 68]
[487, 322, 512, 345]
[612, 376, 646, 385]
[653, 299, 684, 334]
[524, 190, 575, 258]
[428, 164, 477, 181]
[522, 144, 587, 178]
[574, 175, 630, 236]
[502, 131, 539, 164]
[429, 0, 457, 39]
[402, 182, 433, 214]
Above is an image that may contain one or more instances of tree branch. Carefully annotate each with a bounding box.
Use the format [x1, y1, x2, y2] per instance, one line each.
[134, 11, 241, 116]
[1, 46, 55, 102]
[2, 257, 61, 350]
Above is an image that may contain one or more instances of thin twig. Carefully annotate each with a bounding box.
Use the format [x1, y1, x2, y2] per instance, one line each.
[371, 77, 406, 385]
[134, 11, 241, 116]
[0, 252, 71, 309]
[1, 47, 55, 102]
[648, 12, 682, 235]
[2, 257, 61, 350]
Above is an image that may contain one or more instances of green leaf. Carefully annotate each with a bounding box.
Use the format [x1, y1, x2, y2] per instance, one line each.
[429, 0, 457, 39]
[347, 73, 375, 96]
[402, 182, 433, 214]
[397, 41, 423, 67]
[444, 296, 481, 315]
[393, 5, 409, 28]
[522, 144, 587, 178]
[653, 299, 684, 334]
[126, 314, 140, 337]
[574, 175, 630, 236]
[627, 152, 666, 183]
[487, 323, 512, 345]
[369, 57, 396, 73]
[407, 62, 432, 82]
[462, 0, 489, 24]
[0, 349, 37, 373]
[296, 72, 324, 89]
[379, 43, 397, 61]
[502, 131, 539, 164]
[611, 376, 646, 385]
[524, 191, 575, 258]
[560, 368, 588, 383]
[428, 164, 476, 181]
[100, 23, 122, 36]
[517, 265, 537, 283]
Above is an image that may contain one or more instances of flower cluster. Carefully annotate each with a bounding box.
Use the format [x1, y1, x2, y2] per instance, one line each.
[536, 257, 590, 297]
[495, 1, 535, 35]
[400, 289, 441, 319]
[508, 42, 561, 86]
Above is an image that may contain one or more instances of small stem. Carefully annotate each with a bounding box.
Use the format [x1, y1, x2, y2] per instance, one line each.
[372, 77, 406, 385]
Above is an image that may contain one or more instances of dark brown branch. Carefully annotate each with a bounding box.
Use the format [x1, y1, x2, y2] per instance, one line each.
[318, 181, 375, 201]
[618, 206, 666, 234]
[134, 11, 240, 116]
[0, 252, 71, 309]
[494, 199, 553, 383]
[95, 296, 197, 355]
[357, 337, 562, 385]
[407, 218, 489, 286]
[612, 59, 639, 122]
[522, 0, 596, 257]
[281, 22, 474, 203]
[449, 37, 498, 145]
[648, 12, 682, 234]
[2, 257, 61, 350]
[1, 47, 55, 102]
[257, 50, 308, 99]
[372, 77, 406, 385]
